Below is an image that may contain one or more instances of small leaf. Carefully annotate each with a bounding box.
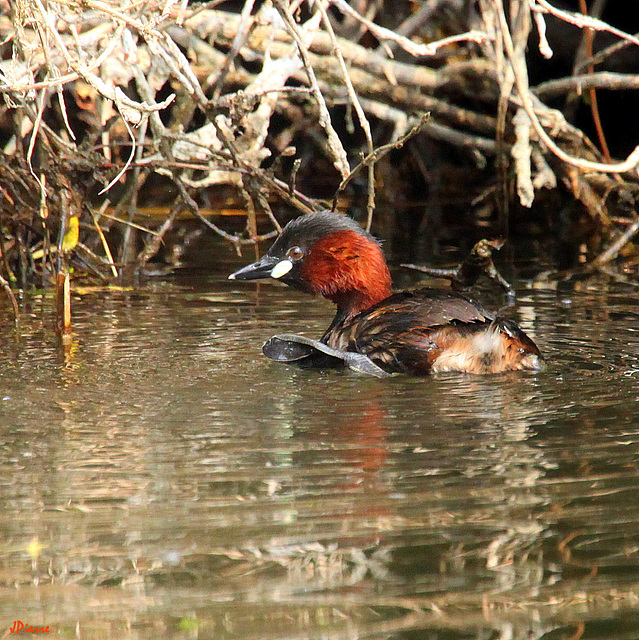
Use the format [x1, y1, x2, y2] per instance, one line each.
[62, 216, 80, 252]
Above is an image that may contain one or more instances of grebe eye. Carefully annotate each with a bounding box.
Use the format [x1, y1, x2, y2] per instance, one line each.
[287, 246, 304, 261]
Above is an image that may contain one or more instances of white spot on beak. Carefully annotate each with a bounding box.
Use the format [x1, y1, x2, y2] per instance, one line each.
[270, 259, 293, 279]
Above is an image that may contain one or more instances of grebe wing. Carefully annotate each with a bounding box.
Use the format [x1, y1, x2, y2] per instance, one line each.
[324, 289, 495, 374]
[374, 288, 493, 325]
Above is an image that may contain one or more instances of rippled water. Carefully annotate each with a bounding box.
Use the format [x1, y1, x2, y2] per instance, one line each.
[1, 248, 639, 639]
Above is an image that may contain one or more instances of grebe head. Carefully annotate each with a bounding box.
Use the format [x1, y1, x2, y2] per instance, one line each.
[229, 211, 392, 318]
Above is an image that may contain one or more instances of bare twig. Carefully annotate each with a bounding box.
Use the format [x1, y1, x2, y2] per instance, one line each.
[136, 203, 181, 265]
[575, 33, 639, 73]
[211, 0, 256, 99]
[378, 0, 441, 56]
[421, 121, 498, 153]
[274, 0, 350, 179]
[186, 8, 440, 90]
[90, 208, 119, 278]
[25, 88, 47, 188]
[532, 0, 639, 49]
[591, 218, 639, 268]
[98, 106, 140, 195]
[575, 0, 611, 162]
[313, 0, 375, 229]
[534, 72, 639, 99]
[531, 7, 553, 58]
[0, 274, 20, 327]
[332, 114, 430, 212]
[330, 0, 490, 57]
[402, 238, 515, 295]
[512, 108, 534, 207]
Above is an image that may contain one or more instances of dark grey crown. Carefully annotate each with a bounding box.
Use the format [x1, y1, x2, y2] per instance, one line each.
[268, 211, 377, 257]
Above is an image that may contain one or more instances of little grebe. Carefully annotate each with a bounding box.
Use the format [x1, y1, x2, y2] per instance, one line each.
[229, 211, 542, 375]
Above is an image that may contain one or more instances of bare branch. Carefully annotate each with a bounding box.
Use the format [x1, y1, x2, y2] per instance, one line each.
[332, 114, 431, 212]
[313, 0, 376, 229]
[330, 0, 491, 57]
[274, 0, 350, 179]
[535, 72, 639, 99]
[532, 0, 639, 49]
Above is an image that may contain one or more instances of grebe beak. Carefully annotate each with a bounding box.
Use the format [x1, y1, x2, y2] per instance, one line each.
[229, 255, 292, 281]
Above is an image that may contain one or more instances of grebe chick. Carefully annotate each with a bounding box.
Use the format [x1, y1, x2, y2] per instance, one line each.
[229, 211, 542, 375]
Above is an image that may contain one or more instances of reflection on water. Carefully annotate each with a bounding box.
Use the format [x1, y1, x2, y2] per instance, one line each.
[0, 263, 639, 639]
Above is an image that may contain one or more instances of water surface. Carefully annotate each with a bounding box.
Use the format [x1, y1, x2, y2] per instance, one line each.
[0, 252, 639, 639]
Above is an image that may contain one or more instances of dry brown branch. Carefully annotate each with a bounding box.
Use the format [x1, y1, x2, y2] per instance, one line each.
[421, 121, 498, 154]
[210, 0, 256, 99]
[532, 0, 639, 49]
[184, 8, 498, 145]
[531, 7, 553, 59]
[314, 0, 375, 229]
[574, 0, 610, 161]
[512, 108, 534, 208]
[274, 0, 350, 180]
[535, 72, 639, 99]
[575, 33, 639, 73]
[26, 0, 176, 123]
[137, 202, 181, 265]
[0, 273, 19, 327]
[332, 113, 431, 212]
[327, 70, 499, 135]
[329, 0, 490, 57]
[90, 208, 118, 278]
[591, 218, 639, 268]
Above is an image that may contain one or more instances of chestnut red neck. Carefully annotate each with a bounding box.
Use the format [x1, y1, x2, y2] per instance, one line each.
[300, 229, 392, 321]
